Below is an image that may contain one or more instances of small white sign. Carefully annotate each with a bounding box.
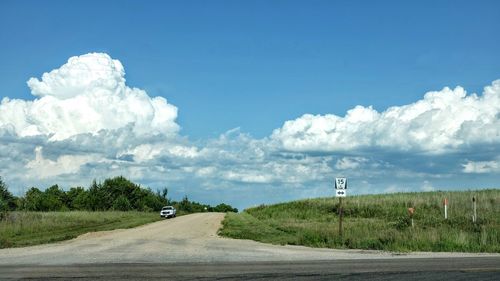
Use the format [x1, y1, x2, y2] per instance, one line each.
[335, 177, 347, 189]
[336, 190, 347, 197]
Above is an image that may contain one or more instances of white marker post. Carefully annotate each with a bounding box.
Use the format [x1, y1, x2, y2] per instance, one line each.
[408, 207, 415, 228]
[443, 198, 448, 220]
[472, 196, 477, 223]
[335, 177, 347, 237]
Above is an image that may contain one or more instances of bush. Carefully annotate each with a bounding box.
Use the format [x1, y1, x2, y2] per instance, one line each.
[393, 216, 412, 230]
[213, 203, 238, 213]
[112, 195, 132, 211]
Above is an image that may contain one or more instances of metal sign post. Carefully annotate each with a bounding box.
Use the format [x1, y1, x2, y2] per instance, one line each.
[335, 177, 347, 238]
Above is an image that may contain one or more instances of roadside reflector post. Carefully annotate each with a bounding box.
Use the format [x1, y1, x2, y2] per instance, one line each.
[472, 196, 477, 223]
[408, 207, 415, 228]
[443, 198, 448, 220]
[334, 177, 347, 238]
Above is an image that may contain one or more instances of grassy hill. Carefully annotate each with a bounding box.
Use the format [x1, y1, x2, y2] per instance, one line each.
[219, 189, 500, 252]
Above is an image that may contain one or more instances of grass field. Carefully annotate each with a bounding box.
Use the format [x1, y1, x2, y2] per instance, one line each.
[219, 189, 500, 252]
[0, 211, 162, 248]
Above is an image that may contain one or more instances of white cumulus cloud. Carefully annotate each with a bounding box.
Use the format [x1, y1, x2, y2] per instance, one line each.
[0, 53, 179, 141]
[1, 52, 499, 209]
[25, 146, 99, 179]
[272, 81, 500, 153]
[462, 160, 500, 174]
[335, 157, 368, 170]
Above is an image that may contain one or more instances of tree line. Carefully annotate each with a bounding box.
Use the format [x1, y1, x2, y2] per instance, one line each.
[0, 176, 237, 214]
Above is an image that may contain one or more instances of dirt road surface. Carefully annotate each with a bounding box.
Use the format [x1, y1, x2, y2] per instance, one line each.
[0, 213, 498, 265]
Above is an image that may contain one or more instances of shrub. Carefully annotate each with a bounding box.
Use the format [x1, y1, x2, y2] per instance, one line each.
[112, 195, 132, 211]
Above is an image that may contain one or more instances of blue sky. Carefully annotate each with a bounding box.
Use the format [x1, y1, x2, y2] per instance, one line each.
[2, 0, 499, 138]
[0, 0, 499, 209]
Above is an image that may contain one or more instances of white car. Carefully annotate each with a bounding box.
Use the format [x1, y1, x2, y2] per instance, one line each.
[160, 206, 176, 218]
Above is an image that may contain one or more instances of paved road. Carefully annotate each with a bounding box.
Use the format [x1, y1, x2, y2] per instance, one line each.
[1, 258, 499, 280]
[0, 213, 498, 280]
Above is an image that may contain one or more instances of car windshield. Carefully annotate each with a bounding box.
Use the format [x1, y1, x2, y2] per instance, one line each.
[162, 207, 173, 210]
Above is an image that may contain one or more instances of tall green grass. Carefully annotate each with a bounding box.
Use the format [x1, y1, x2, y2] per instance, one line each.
[219, 190, 500, 252]
[0, 211, 161, 248]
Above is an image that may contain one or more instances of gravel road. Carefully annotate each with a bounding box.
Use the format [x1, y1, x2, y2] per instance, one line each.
[0, 213, 497, 265]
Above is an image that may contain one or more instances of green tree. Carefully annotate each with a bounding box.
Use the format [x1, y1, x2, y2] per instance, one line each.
[43, 185, 66, 211]
[0, 177, 16, 211]
[136, 188, 165, 212]
[112, 195, 132, 211]
[102, 176, 141, 207]
[66, 187, 87, 210]
[24, 187, 44, 211]
[85, 180, 109, 211]
[179, 195, 192, 213]
[158, 187, 169, 205]
[213, 203, 238, 213]
[73, 189, 89, 210]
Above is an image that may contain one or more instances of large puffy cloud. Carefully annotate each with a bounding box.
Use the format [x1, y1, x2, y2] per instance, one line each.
[25, 146, 100, 179]
[0, 52, 499, 210]
[27, 53, 125, 99]
[0, 53, 179, 141]
[272, 81, 500, 153]
[0, 60, 330, 188]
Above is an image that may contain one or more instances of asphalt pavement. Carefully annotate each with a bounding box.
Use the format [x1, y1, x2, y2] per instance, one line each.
[1, 257, 499, 280]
